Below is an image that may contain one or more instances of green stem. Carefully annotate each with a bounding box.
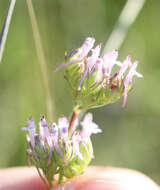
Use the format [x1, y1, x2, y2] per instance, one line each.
[48, 180, 53, 189]
[45, 172, 53, 189]
[68, 106, 81, 138]
[58, 171, 64, 184]
[36, 167, 50, 190]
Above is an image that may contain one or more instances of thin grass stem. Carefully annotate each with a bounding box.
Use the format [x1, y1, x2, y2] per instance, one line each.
[26, 0, 55, 122]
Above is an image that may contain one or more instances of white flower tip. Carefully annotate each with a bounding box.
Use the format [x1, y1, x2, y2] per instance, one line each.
[86, 37, 95, 42]
[85, 113, 93, 121]
[126, 55, 131, 61]
[136, 73, 143, 78]
[84, 37, 95, 47]
[21, 127, 27, 131]
[58, 117, 68, 125]
[112, 49, 118, 57]
[103, 49, 118, 61]
[134, 60, 138, 65]
[96, 128, 102, 134]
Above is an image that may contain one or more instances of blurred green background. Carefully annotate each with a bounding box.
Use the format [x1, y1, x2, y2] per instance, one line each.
[0, 0, 160, 184]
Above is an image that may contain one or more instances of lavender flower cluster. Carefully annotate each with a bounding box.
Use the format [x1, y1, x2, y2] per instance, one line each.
[22, 113, 101, 182]
[55, 37, 143, 107]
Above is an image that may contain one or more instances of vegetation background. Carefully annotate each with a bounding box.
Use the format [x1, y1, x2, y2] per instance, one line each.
[0, 0, 160, 184]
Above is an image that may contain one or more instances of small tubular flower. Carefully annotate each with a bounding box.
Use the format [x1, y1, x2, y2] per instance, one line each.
[81, 113, 102, 140]
[78, 44, 101, 90]
[79, 37, 95, 59]
[123, 61, 143, 107]
[54, 37, 95, 72]
[58, 117, 69, 141]
[54, 37, 143, 109]
[117, 56, 132, 80]
[39, 116, 52, 146]
[102, 50, 118, 77]
[22, 118, 36, 148]
[72, 131, 83, 159]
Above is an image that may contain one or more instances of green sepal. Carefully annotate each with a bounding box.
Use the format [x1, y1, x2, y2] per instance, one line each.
[53, 139, 73, 167]
[64, 61, 128, 109]
[63, 141, 93, 178]
[65, 63, 133, 109]
[29, 139, 57, 183]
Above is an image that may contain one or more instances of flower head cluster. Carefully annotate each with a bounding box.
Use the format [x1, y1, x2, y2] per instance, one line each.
[22, 113, 101, 185]
[55, 37, 143, 109]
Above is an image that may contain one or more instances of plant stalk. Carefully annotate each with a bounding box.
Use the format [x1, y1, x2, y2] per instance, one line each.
[58, 171, 64, 184]
[26, 0, 55, 122]
[68, 106, 81, 138]
[36, 167, 50, 190]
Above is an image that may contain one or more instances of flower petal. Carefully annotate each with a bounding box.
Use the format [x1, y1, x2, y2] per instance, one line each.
[103, 50, 118, 76]
[81, 113, 101, 140]
[58, 117, 69, 140]
[123, 61, 142, 107]
[117, 56, 132, 79]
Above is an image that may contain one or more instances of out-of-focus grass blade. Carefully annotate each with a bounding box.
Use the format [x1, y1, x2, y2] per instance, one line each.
[102, 0, 146, 55]
[0, 0, 16, 63]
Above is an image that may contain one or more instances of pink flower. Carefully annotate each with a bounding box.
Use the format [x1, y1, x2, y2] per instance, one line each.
[95, 58, 103, 82]
[87, 44, 101, 71]
[39, 116, 52, 147]
[72, 131, 83, 159]
[81, 113, 102, 140]
[79, 37, 95, 59]
[22, 118, 36, 148]
[78, 44, 102, 89]
[102, 50, 118, 77]
[123, 61, 143, 107]
[117, 56, 132, 79]
[54, 37, 95, 72]
[58, 117, 69, 141]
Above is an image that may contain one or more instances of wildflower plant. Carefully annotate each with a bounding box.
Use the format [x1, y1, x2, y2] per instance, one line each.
[22, 37, 142, 189]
